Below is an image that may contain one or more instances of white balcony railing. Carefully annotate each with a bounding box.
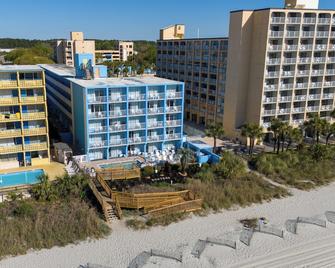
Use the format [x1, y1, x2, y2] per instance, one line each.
[166, 106, 182, 113]
[269, 31, 284, 38]
[287, 17, 301, 24]
[128, 122, 146, 130]
[148, 107, 164, 114]
[88, 111, 107, 119]
[166, 120, 182, 126]
[301, 31, 315, 37]
[286, 31, 300, 38]
[109, 110, 127, 117]
[299, 44, 313, 51]
[279, 96, 292, 102]
[165, 133, 182, 140]
[323, 93, 334, 99]
[128, 94, 146, 101]
[109, 124, 126, 132]
[87, 96, 108, 103]
[147, 135, 164, 142]
[148, 92, 164, 100]
[128, 136, 146, 144]
[307, 106, 319, 112]
[147, 121, 164, 128]
[278, 108, 291, 114]
[263, 109, 276, 116]
[89, 140, 108, 148]
[109, 95, 126, 102]
[88, 126, 108, 133]
[294, 95, 307, 101]
[308, 94, 321, 100]
[110, 138, 127, 146]
[292, 107, 305, 113]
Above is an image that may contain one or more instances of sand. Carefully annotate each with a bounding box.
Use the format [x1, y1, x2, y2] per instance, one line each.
[2, 183, 335, 268]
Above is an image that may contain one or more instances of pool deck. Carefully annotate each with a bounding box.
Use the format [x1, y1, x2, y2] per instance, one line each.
[0, 161, 66, 180]
[79, 156, 144, 171]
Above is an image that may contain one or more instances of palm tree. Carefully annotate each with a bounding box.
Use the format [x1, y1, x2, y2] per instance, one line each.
[331, 109, 335, 119]
[279, 121, 289, 152]
[322, 121, 335, 145]
[31, 174, 56, 201]
[268, 118, 282, 153]
[241, 123, 264, 155]
[205, 122, 225, 153]
[303, 114, 326, 144]
[285, 126, 303, 150]
[177, 148, 194, 174]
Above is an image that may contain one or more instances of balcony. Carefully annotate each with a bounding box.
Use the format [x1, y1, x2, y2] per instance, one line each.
[264, 85, 278, 91]
[148, 107, 164, 114]
[110, 138, 127, 146]
[266, 71, 280, 78]
[285, 45, 298, 51]
[263, 97, 277, 103]
[268, 45, 282, 51]
[0, 129, 21, 138]
[324, 81, 335, 87]
[269, 31, 284, 38]
[310, 82, 323, 88]
[323, 93, 334, 99]
[281, 71, 294, 77]
[308, 94, 321, 100]
[0, 80, 18, 89]
[321, 105, 333, 111]
[315, 44, 328, 51]
[278, 108, 291, 114]
[147, 135, 164, 142]
[327, 57, 335, 63]
[109, 124, 126, 132]
[263, 109, 276, 116]
[128, 122, 146, 130]
[21, 112, 46, 120]
[271, 17, 285, 24]
[279, 96, 292, 102]
[87, 96, 108, 103]
[292, 119, 304, 125]
[286, 31, 300, 38]
[295, 83, 309, 89]
[326, 69, 335, 75]
[88, 111, 108, 119]
[128, 108, 145, 116]
[311, 70, 324, 76]
[166, 106, 182, 113]
[23, 127, 47, 136]
[88, 140, 108, 148]
[280, 84, 294, 90]
[299, 44, 313, 51]
[109, 95, 126, 102]
[301, 31, 314, 37]
[0, 97, 19, 105]
[318, 18, 331, 24]
[109, 110, 126, 117]
[287, 17, 301, 24]
[19, 80, 43, 88]
[267, 58, 281, 65]
[316, 31, 329, 38]
[292, 107, 305, 113]
[148, 92, 164, 100]
[128, 94, 146, 101]
[128, 136, 146, 144]
[313, 57, 326, 63]
[297, 70, 310, 76]
[283, 58, 297, 64]
[88, 126, 108, 134]
[165, 133, 182, 140]
[167, 92, 182, 99]
[303, 18, 316, 24]
[147, 121, 164, 128]
[166, 119, 182, 127]
[0, 113, 21, 122]
[0, 144, 23, 154]
[24, 142, 48, 151]
[298, 57, 311, 64]
[21, 96, 45, 104]
[306, 106, 319, 112]
[294, 95, 307, 101]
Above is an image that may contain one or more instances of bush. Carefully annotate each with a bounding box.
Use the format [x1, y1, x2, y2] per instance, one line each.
[141, 166, 155, 178]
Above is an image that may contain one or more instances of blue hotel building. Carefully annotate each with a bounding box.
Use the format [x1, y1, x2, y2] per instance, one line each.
[40, 54, 184, 161]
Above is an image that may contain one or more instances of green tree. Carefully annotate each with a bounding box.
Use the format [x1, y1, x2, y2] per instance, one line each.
[214, 152, 246, 179]
[177, 148, 194, 174]
[268, 118, 282, 153]
[303, 114, 326, 144]
[31, 175, 56, 201]
[285, 126, 303, 150]
[241, 123, 264, 155]
[205, 122, 225, 153]
[322, 121, 335, 145]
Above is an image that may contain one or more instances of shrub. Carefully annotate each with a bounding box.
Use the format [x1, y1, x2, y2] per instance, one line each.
[141, 166, 155, 178]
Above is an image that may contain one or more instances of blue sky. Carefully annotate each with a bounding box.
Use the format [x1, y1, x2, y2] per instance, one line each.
[0, 0, 334, 40]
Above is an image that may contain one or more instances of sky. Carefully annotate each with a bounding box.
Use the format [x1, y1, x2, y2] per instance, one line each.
[0, 0, 334, 41]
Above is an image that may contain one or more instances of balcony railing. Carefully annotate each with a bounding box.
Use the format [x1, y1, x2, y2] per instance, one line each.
[326, 69, 335, 75]
[19, 80, 43, 88]
[314, 44, 328, 51]
[21, 112, 46, 120]
[148, 107, 164, 114]
[297, 70, 310, 76]
[311, 70, 324, 76]
[271, 17, 285, 24]
[303, 18, 316, 24]
[287, 17, 301, 24]
[301, 31, 314, 37]
[327, 57, 335, 63]
[308, 94, 321, 100]
[280, 83, 294, 90]
[87, 96, 108, 103]
[166, 106, 182, 113]
[323, 93, 334, 99]
[283, 58, 297, 64]
[0, 113, 20, 122]
[286, 31, 300, 38]
[147, 121, 164, 128]
[148, 93, 164, 100]
[88, 111, 108, 119]
[166, 92, 182, 99]
[109, 110, 126, 117]
[0, 144, 23, 154]
[128, 136, 146, 144]
[316, 31, 329, 38]
[263, 109, 276, 116]
[294, 95, 307, 101]
[324, 81, 335, 87]
[279, 96, 292, 102]
[128, 108, 145, 116]
[109, 124, 126, 132]
[285, 45, 298, 51]
[109, 95, 127, 102]
[295, 83, 309, 89]
[110, 138, 127, 146]
[0, 129, 21, 138]
[166, 120, 182, 126]
[263, 97, 277, 103]
[266, 71, 280, 78]
[267, 58, 281, 65]
[313, 57, 326, 63]
[20, 96, 45, 104]
[281, 71, 294, 77]
[165, 133, 182, 140]
[23, 127, 47, 136]
[0, 97, 19, 105]
[264, 85, 278, 91]
[307, 106, 319, 112]
[292, 107, 305, 113]
[88, 140, 108, 148]
[318, 18, 331, 24]
[321, 105, 333, 111]
[128, 94, 146, 101]
[292, 119, 304, 125]
[298, 57, 311, 64]
[300, 44, 313, 51]
[147, 135, 164, 142]
[0, 80, 18, 89]
[128, 122, 146, 130]
[268, 45, 282, 51]
[310, 82, 323, 88]
[88, 126, 108, 134]
[24, 142, 48, 151]
[269, 31, 284, 38]
[278, 108, 291, 114]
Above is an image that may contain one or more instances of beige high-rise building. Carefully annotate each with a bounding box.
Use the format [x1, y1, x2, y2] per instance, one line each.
[119, 41, 134, 61]
[160, 24, 185, 40]
[55, 32, 95, 66]
[224, 0, 335, 138]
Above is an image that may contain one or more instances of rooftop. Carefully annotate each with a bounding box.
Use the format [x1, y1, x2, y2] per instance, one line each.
[40, 64, 182, 88]
[0, 65, 43, 73]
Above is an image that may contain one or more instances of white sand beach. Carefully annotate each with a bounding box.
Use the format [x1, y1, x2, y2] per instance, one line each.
[2, 183, 335, 268]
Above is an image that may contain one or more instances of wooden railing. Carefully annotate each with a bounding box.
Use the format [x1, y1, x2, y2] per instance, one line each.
[0, 80, 18, 89]
[0, 113, 20, 122]
[98, 167, 141, 181]
[114, 195, 123, 219]
[0, 97, 19, 105]
[0, 144, 23, 154]
[0, 129, 21, 138]
[19, 80, 43, 87]
[21, 112, 46, 120]
[24, 142, 48, 151]
[20, 96, 45, 104]
[22, 127, 47, 136]
[96, 173, 112, 198]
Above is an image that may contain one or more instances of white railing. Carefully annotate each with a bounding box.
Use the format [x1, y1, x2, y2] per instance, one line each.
[128, 94, 146, 101]
[89, 140, 108, 148]
[287, 17, 301, 24]
[271, 17, 285, 24]
[128, 122, 146, 130]
[326, 69, 335, 75]
[88, 111, 108, 119]
[267, 58, 281, 65]
[313, 57, 326, 63]
[294, 95, 307, 101]
[279, 96, 292, 102]
[299, 44, 313, 51]
[109, 95, 126, 102]
[318, 18, 331, 24]
[165, 133, 181, 140]
[110, 138, 127, 146]
[266, 71, 280, 78]
[323, 93, 334, 99]
[88, 126, 108, 133]
[128, 136, 146, 144]
[147, 135, 164, 142]
[315, 44, 328, 50]
[308, 94, 321, 100]
[166, 106, 182, 113]
[307, 106, 319, 112]
[310, 82, 323, 88]
[281, 71, 294, 77]
[148, 107, 164, 114]
[285, 45, 298, 51]
[87, 96, 108, 103]
[311, 70, 324, 76]
[148, 92, 164, 100]
[166, 92, 182, 99]
[316, 31, 329, 38]
[269, 31, 284, 38]
[128, 108, 145, 116]
[295, 83, 309, 89]
[301, 31, 314, 37]
[292, 107, 305, 113]
[109, 124, 126, 131]
[286, 31, 300, 38]
[324, 81, 335, 87]
[109, 110, 127, 117]
[278, 108, 291, 114]
[327, 57, 335, 63]
[303, 18, 316, 24]
[321, 105, 333, 111]
[264, 85, 278, 91]
[147, 121, 164, 128]
[268, 45, 282, 51]
[166, 120, 182, 126]
[263, 97, 277, 103]
[292, 119, 304, 125]
[298, 57, 311, 63]
[297, 70, 310, 76]
[280, 83, 294, 90]
[263, 109, 276, 115]
[283, 58, 297, 64]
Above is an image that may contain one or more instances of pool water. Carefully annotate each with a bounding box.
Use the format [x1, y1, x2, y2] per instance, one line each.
[0, 169, 44, 188]
[99, 161, 140, 170]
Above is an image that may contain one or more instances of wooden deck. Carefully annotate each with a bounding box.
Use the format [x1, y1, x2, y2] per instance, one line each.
[98, 167, 141, 181]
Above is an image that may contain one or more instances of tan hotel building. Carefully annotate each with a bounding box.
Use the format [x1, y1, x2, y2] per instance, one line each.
[224, 0, 335, 137]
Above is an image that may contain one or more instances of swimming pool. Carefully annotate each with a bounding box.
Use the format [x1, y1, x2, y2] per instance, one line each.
[0, 169, 44, 188]
[99, 161, 141, 170]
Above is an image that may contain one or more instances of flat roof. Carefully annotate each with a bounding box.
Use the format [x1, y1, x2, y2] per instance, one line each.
[39, 64, 182, 88]
[231, 7, 335, 13]
[68, 76, 183, 88]
[39, 64, 76, 77]
[158, 37, 228, 42]
[0, 65, 42, 72]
